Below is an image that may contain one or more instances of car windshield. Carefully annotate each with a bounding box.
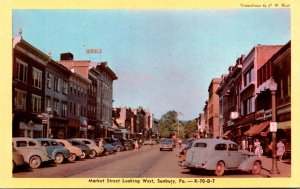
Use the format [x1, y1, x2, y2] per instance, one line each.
[161, 139, 172, 144]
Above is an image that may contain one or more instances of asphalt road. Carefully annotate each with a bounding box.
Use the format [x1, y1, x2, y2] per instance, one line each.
[13, 145, 263, 178]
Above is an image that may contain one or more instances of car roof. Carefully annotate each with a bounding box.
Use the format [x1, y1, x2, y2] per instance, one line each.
[13, 137, 38, 141]
[192, 138, 237, 146]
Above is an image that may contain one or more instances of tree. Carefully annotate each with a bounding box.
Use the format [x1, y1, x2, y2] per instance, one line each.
[182, 120, 197, 138]
[158, 111, 178, 138]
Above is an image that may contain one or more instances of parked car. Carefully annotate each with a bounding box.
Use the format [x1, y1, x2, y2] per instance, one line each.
[35, 138, 70, 164]
[143, 139, 157, 145]
[159, 138, 173, 151]
[56, 139, 83, 161]
[104, 138, 124, 152]
[182, 138, 262, 176]
[178, 138, 195, 162]
[67, 139, 92, 159]
[71, 138, 102, 158]
[13, 146, 25, 170]
[103, 143, 115, 155]
[119, 139, 134, 151]
[13, 137, 51, 169]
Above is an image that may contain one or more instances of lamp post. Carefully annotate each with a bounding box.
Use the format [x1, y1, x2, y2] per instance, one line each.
[269, 78, 280, 174]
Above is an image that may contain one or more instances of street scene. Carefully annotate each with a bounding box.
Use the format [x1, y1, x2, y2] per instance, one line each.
[10, 8, 292, 186]
[13, 143, 291, 178]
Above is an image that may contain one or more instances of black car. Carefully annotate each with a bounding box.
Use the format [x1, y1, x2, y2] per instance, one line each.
[118, 139, 134, 151]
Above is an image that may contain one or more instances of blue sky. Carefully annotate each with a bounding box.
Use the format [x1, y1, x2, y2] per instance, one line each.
[12, 9, 290, 120]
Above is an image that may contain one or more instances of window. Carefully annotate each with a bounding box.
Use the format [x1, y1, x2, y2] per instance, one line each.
[47, 73, 51, 88]
[28, 141, 36, 146]
[241, 96, 255, 116]
[54, 77, 60, 92]
[14, 89, 26, 111]
[16, 59, 28, 83]
[70, 83, 73, 93]
[194, 142, 207, 148]
[32, 67, 42, 89]
[16, 141, 27, 147]
[215, 144, 227, 151]
[62, 80, 68, 94]
[69, 102, 73, 114]
[32, 95, 42, 113]
[53, 99, 59, 115]
[228, 144, 238, 151]
[62, 102, 67, 117]
[46, 97, 51, 109]
[244, 67, 254, 87]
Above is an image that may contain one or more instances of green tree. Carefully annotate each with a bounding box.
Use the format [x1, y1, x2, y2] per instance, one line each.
[158, 111, 178, 138]
[182, 120, 198, 138]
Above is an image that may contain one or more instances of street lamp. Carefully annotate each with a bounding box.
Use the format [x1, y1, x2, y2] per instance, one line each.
[269, 78, 280, 174]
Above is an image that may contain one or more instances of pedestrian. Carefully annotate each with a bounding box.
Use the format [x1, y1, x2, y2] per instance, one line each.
[254, 138, 263, 158]
[134, 139, 139, 151]
[98, 138, 104, 153]
[241, 138, 247, 150]
[276, 140, 285, 161]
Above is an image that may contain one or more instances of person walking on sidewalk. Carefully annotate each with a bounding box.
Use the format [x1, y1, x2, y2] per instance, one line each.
[254, 138, 263, 158]
[134, 139, 139, 151]
[277, 140, 285, 161]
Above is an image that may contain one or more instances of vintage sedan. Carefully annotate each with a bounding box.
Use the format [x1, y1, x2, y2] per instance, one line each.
[35, 138, 70, 164]
[13, 146, 25, 170]
[159, 138, 173, 151]
[67, 139, 92, 159]
[182, 138, 262, 176]
[56, 139, 83, 161]
[71, 138, 103, 158]
[13, 137, 51, 169]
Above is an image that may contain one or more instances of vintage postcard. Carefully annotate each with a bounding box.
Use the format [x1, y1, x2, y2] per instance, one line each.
[0, 0, 299, 188]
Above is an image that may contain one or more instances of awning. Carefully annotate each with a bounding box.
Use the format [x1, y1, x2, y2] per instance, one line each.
[244, 121, 270, 136]
[222, 130, 231, 137]
[277, 121, 291, 130]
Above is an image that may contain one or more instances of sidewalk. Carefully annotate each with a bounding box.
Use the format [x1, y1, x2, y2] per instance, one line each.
[260, 155, 291, 177]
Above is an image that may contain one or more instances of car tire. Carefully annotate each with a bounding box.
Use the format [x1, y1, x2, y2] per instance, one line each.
[29, 155, 42, 169]
[89, 150, 96, 158]
[116, 147, 121, 152]
[252, 161, 262, 175]
[68, 153, 76, 162]
[54, 153, 64, 164]
[215, 161, 225, 176]
[80, 151, 86, 159]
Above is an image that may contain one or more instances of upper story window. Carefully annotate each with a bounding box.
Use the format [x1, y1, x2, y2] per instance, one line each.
[32, 94, 42, 113]
[14, 89, 26, 111]
[243, 66, 254, 87]
[33, 68, 42, 89]
[16, 59, 28, 83]
[54, 76, 60, 92]
[46, 73, 51, 89]
[62, 80, 68, 95]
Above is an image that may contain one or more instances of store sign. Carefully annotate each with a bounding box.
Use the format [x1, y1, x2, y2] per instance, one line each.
[270, 122, 277, 132]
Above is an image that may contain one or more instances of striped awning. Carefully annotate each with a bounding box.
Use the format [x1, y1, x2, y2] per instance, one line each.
[244, 121, 270, 136]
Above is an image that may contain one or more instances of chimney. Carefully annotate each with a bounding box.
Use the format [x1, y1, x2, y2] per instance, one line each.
[60, 52, 74, 60]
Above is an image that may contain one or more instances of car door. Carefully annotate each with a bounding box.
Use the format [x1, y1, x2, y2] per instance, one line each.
[213, 143, 229, 166]
[14, 140, 30, 161]
[227, 143, 242, 168]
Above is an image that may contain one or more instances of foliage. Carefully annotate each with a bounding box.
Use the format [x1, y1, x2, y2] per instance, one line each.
[158, 111, 197, 138]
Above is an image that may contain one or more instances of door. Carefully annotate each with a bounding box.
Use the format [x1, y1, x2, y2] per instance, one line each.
[227, 143, 242, 168]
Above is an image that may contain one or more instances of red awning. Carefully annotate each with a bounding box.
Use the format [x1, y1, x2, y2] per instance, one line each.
[244, 121, 270, 136]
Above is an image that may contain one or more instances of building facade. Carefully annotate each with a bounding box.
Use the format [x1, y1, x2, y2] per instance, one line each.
[207, 78, 221, 138]
[12, 36, 49, 138]
[45, 59, 72, 139]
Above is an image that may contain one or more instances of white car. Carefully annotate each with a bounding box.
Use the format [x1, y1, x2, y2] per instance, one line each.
[56, 139, 83, 161]
[71, 138, 103, 158]
[182, 138, 262, 176]
[13, 137, 51, 169]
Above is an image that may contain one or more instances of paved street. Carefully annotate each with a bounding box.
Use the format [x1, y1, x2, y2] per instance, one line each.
[13, 145, 290, 178]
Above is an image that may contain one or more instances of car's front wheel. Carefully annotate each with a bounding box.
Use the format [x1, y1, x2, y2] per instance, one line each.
[80, 151, 86, 159]
[29, 155, 42, 169]
[116, 146, 121, 152]
[89, 150, 96, 158]
[252, 161, 262, 175]
[215, 161, 225, 176]
[54, 153, 64, 164]
[68, 153, 76, 162]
